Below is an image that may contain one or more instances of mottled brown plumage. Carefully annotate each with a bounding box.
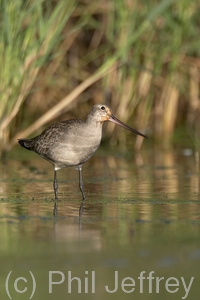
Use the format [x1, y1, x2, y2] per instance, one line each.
[18, 104, 147, 200]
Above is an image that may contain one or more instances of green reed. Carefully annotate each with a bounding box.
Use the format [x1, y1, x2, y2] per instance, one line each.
[0, 0, 76, 152]
[0, 0, 200, 154]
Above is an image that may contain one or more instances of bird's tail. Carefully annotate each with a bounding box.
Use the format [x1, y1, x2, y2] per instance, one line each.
[18, 139, 33, 151]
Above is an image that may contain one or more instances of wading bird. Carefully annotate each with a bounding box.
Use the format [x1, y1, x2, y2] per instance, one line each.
[18, 104, 147, 200]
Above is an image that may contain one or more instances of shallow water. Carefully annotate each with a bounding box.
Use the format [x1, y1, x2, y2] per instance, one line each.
[0, 146, 200, 299]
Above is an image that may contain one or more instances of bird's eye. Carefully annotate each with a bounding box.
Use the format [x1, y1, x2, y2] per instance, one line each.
[101, 106, 105, 111]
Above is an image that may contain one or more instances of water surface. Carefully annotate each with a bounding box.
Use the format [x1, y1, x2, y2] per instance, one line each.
[0, 146, 200, 299]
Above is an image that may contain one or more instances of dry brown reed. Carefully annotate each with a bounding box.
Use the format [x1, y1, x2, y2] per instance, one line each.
[1, 0, 200, 154]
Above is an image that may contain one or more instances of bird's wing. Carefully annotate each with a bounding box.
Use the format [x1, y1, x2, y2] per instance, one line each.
[30, 119, 84, 156]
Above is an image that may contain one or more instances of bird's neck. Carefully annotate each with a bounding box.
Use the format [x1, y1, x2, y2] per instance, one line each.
[86, 115, 103, 129]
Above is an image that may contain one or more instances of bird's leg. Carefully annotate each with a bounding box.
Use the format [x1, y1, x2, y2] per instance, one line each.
[53, 169, 58, 200]
[79, 201, 84, 230]
[77, 165, 86, 200]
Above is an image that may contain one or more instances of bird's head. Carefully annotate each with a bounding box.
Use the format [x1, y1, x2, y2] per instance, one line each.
[88, 104, 147, 139]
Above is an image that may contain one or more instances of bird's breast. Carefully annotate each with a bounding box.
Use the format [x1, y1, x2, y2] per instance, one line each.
[49, 125, 102, 168]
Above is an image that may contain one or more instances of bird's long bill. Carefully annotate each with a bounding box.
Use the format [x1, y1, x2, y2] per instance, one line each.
[109, 114, 147, 139]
